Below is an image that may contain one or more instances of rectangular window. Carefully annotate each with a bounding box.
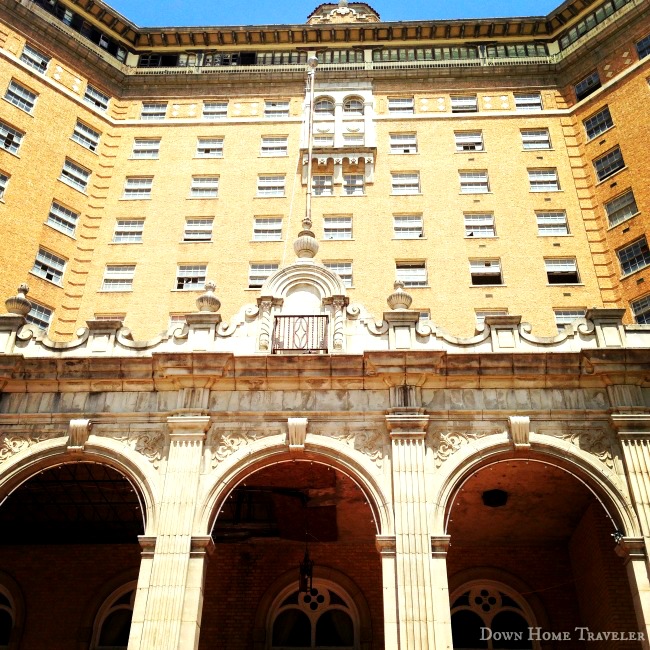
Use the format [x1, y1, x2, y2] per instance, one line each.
[249, 263, 278, 289]
[257, 175, 285, 197]
[123, 177, 152, 199]
[632, 294, 650, 324]
[396, 262, 427, 287]
[554, 309, 586, 330]
[314, 134, 334, 147]
[637, 34, 650, 59]
[584, 106, 613, 140]
[32, 248, 65, 285]
[264, 100, 289, 118]
[83, 85, 109, 111]
[176, 264, 206, 290]
[528, 169, 560, 192]
[313, 175, 333, 196]
[253, 217, 282, 241]
[343, 174, 365, 196]
[325, 262, 352, 287]
[545, 258, 580, 284]
[451, 95, 478, 113]
[195, 138, 223, 158]
[102, 265, 135, 291]
[393, 215, 423, 239]
[521, 129, 551, 150]
[26, 302, 52, 330]
[113, 219, 144, 243]
[131, 138, 160, 159]
[0, 172, 8, 200]
[343, 134, 364, 147]
[21, 44, 50, 73]
[203, 101, 227, 119]
[5, 80, 37, 113]
[390, 133, 417, 154]
[190, 176, 219, 198]
[460, 170, 489, 193]
[71, 121, 100, 152]
[388, 98, 414, 114]
[391, 172, 420, 195]
[537, 211, 569, 235]
[47, 202, 78, 235]
[594, 147, 625, 181]
[60, 159, 90, 192]
[183, 218, 213, 242]
[605, 190, 638, 227]
[455, 131, 483, 152]
[514, 92, 543, 111]
[260, 136, 288, 157]
[141, 102, 167, 120]
[0, 121, 23, 155]
[618, 238, 650, 276]
[323, 216, 352, 240]
[464, 213, 495, 238]
[575, 71, 601, 101]
[470, 259, 503, 285]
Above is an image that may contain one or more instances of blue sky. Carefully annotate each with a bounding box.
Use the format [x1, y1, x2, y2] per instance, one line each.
[106, 1, 560, 28]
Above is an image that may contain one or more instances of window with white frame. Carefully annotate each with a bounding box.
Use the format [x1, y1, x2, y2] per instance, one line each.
[131, 138, 160, 159]
[312, 175, 333, 196]
[637, 33, 650, 59]
[575, 70, 601, 101]
[260, 136, 288, 157]
[0, 121, 23, 155]
[176, 264, 206, 290]
[184, 218, 213, 242]
[26, 301, 52, 330]
[393, 215, 423, 239]
[264, 100, 289, 118]
[253, 217, 282, 241]
[325, 262, 352, 287]
[323, 216, 352, 240]
[594, 147, 625, 182]
[203, 101, 228, 118]
[343, 133, 364, 146]
[391, 172, 420, 195]
[528, 168, 559, 191]
[514, 92, 542, 110]
[536, 211, 569, 235]
[313, 134, 334, 147]
[60, 159, 90, 192]
[21, 43, 50, 72]
[0, 172, 9, 200]
[343, 97, 364, 115]
[396, 261, 427, 287]
[454, 131, 483, 152]
[584, 106, 613, 140]
[343, 174, 364, 196]
[470, 259, 503, 285]
[451, 95, 478, 113]
[460, 170, 489, 193]
[555, 309, 586, 329]
[190, 176, 219, 198]
[140, 102, 167, 120]
[123, 177, 152, 199]
[314, 98, 335, 116]
[258, 175, 285, 197]
[47, 201, 78, 235]
[605, 190, 638, 227]
[195, 137, 224, 158]
[102, 265, 135, 291]
[632, 294, 650, 324]
[476, 310, 508, 327]
[545, 258, 579, 284]
[618, 237, 650, 276]
[464, 213, 495, 237]
[388, 97, 414, 114]
[32, 248, 65, 285]
[5, 80, 37, 113]
[113, 219, 144, 243]
[249, 263, 278, 288]
[390, 133, 417, 154]
[83, 85, 109, 111]
[72, 120, 100, 152]
[521, 129, 551, 150]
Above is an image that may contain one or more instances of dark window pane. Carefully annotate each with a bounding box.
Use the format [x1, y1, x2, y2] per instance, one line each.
[315, 610, 354, 646]
[452, 610, 488, 649]
[272, 610, 311, 647]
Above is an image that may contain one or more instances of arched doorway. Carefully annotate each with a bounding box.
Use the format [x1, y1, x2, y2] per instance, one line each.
[199, 460, 382, 650]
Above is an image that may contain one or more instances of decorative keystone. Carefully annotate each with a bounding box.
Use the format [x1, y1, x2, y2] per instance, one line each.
[387, 280, 412, 310]
[288, 417, 308, 450]
[5, 283, 31, 316]
[509, 415, 531, 449]
[294, 217, 319, 259]
[196, 281, 221, 313]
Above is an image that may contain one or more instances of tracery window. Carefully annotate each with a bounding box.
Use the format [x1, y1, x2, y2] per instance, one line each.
[93, 583, 136, 650]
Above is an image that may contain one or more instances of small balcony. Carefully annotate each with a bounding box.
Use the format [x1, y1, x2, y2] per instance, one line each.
[272, 315, 329, 354]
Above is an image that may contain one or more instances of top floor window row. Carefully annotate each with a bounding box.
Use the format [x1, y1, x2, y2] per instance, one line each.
[139, 51, 309, 68]
[559, 0, 632, 50]
[20, 44, 50, 73]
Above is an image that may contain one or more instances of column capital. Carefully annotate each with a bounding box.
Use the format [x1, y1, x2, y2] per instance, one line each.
[167, 415, 210, 440]
[431, 535, 451, 557]
[138, 535, 157, 558]
[614, 536, 646, 562]
[386, 411, 429, 439]
[612, 414, 650, 438]
[375, 535, 396, 557]
[190, 535, 215, 558]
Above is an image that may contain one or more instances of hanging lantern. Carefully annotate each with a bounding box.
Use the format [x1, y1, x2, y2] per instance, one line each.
[298, 545, 314, 593]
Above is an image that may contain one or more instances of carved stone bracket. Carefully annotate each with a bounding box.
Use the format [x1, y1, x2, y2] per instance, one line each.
[288, 417, 308, 451]
[509, 416, 530, 449]
[68, 418, 92, 452]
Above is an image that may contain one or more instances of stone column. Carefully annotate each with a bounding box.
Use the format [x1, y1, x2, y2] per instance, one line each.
[376, 535, 399, 650]
[615, 538, 650, 649]
[129, 415, 210, 650]
[431, 536, 453, 649]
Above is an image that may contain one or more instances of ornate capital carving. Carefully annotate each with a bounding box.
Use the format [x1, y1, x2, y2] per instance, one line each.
[288, 417, 308, 450]
[68, 418, 92, 451]
[509, 416, 530, 449]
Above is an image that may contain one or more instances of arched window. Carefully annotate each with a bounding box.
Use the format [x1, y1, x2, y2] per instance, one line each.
[93, 582, 136, 650]
[314, 98, 335, 116]
[270, 580, 358, 649]
[451, 582, 537, 650]
[0, 587, 13, 650]
[343, 97, 364, 116]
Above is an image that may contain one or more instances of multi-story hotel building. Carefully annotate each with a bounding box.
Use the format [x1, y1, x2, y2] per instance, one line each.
[0, 0, 650, 648]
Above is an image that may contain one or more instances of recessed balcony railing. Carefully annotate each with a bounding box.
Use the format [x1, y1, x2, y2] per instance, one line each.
[272, 315, 329, 354]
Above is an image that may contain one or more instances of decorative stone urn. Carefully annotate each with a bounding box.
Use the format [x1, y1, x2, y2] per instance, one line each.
[387, 280, 413, 310]
[196, 280, 221, 312]
[5, 283, 31, 316]
[294, 218, 319, 259]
